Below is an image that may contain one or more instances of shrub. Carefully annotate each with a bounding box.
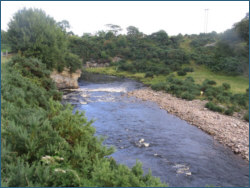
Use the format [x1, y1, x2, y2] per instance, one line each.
[231, 94, 248, 107]
[207, 80, 217, 85]
[177, 70, 187, 76]
[1, 57, 166, 187]
[145, 72, 154, 78]
[151, 82, 166, 91]
[183, 67, 194, 72]
[185, 76, 195, 83]
[244, 111, 249, 121]
[205, 102, 224, 112]
[181, 92, 195, 100]
[224, 107, 234, 116]
[216, 94, 229, 103]
[118, 62, 134, 72]
[222, 83, 231, 90]
[64, 53, 82, 73]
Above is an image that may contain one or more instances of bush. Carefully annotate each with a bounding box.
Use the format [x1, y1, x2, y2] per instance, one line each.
[145, 72, 154, 78]
[151, 82, 166, 91]
[231, 94, 248, 107]
[222, 83, 231, 90]
[177, 70, 187, 76]
[181, 92, 195, 100]
[118, 62, 134, 72]
[185, 76, 195, 83]
[224, 107, 234, 116]
[183, 67, 194, 72]
[216, 94, 229, 103]
[205, 102, 224, 112]
[244, 111, 249, 121]
[1, 57, 166, 187]
[64, 53, 82, 73]
[207, 80, 217, 85]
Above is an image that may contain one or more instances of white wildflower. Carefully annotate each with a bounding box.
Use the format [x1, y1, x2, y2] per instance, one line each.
[41, 155, 54, 164]
[54, 168, 66, 173]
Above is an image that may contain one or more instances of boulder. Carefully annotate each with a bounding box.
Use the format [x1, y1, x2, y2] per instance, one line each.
[50, 68, 81, 89]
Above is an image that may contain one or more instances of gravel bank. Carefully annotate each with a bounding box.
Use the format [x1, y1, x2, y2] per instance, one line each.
[128, 88, 249, 161]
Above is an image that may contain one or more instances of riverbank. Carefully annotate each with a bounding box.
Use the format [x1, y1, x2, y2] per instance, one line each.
[128, 88, 249, 161]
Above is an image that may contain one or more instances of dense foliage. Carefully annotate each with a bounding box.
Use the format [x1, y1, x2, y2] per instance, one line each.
[2, 8, 166, 187]
[67, 13, 249, 77]
[69, 26, 189, 77]
[150, 75, 249, 116]
[1, 56, 165, 187]
[66, 14, 249, 118]
[189, 13, 249, 76]
[7, 8, 81, 72]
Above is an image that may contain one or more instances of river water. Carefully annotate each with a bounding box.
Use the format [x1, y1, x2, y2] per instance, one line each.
[62, 73, 249, 187]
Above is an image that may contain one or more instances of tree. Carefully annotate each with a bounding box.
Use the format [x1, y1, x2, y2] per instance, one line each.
[105, 24, 122, 36]
[57, 20, 70, 31]
[7, 8, 68, 70]
[149, 30, 169, 45]
[1, 30, 8, 44]
[126, 26, 141, 37]
[1, 30, 11, 52]
[234, 13, 249, 44]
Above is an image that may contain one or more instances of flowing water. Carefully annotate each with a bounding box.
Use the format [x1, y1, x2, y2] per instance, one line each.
[62, 73, 249, 187]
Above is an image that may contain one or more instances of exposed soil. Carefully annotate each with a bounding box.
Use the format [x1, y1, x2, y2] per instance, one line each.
[128, 88, 249, 161]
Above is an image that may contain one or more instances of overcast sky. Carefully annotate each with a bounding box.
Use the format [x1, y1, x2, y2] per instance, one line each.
[1, 1, 249, 36]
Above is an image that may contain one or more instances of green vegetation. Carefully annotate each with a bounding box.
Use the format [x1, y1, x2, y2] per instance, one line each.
[68, 13, 248, 119]
[2, 8, 166, 187]
[1, 7, 249, 186]
[1, 56, 166, 187]
[86, 66, 249, 118]
[205, 102, 224, 113]
[175, 64, 248, 94]
[1, 30, 12, 53]
[6, 8, 81, 72]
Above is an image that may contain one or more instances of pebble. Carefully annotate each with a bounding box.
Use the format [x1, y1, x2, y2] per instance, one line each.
[139, 138, 144, 143]
[143, 143, 150, 147]
[128, 88, 249, 161]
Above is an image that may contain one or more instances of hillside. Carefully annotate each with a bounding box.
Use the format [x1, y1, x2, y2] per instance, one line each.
[81, 17, 249, 121]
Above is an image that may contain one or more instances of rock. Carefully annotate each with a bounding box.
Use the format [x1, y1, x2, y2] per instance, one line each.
[127, 88, 249, 161]
[143, 143, 150, 147]
[139, 138, 144, 143]
[50, 68, 81, 89]
[85, 60, 110, 68]
[234, 149, 240, 154]
[80, 101, 87, 105]
[112, 56, 122, 63]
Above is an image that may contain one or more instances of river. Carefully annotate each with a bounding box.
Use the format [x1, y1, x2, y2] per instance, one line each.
[62, 73, 249, 187]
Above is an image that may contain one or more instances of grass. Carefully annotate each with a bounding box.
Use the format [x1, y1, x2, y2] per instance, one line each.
[176, 63, 249, 94]
[85, 64, 249, 94]
[1, 55, 13, 64]
[180, 38, 194, 54]
[179, 38, 248, 94]
[85, 66, 168, 86]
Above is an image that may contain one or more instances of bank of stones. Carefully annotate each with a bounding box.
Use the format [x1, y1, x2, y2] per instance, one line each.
[128, 88, 249, 161]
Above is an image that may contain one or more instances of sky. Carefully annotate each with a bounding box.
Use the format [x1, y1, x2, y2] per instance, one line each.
[1, 1, 249, 36]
